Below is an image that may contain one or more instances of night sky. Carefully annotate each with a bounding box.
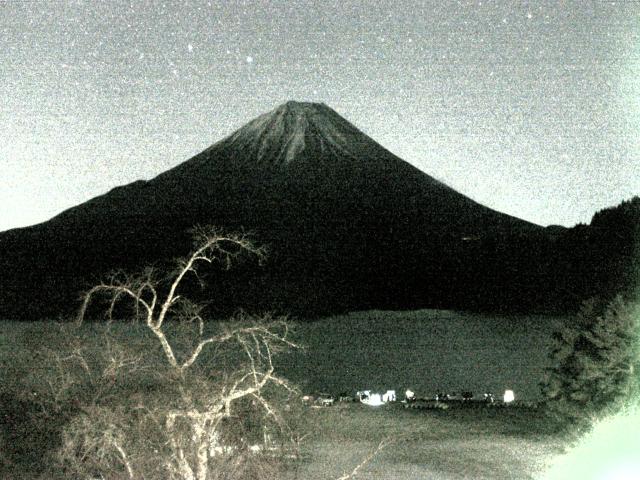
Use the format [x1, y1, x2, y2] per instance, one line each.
[2, 0, 639, 231]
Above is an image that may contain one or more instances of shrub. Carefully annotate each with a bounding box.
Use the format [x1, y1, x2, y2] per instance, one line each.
[540, 295, 640, 430]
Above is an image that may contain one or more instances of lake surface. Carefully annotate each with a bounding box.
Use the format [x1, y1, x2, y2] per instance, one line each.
[0, 309, 565, 401]
[278, 310, 566, 400]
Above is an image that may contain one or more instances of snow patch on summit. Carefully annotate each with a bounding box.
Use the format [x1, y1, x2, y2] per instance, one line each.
[224, 101, 363, 165]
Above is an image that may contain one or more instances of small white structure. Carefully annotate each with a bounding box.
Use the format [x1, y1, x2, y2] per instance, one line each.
[503, 389, 515, 403]
[382, 390, 396, 402]
[364, 393, 384, 406]
[405, 389, 415, 401]
[356, 390, 390, 406]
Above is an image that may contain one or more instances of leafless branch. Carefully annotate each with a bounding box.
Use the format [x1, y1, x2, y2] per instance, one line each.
[64, 228, 304, 480]
[335, 439, 390, 480]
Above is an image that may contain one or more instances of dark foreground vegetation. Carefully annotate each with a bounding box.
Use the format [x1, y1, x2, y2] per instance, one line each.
[1, 318, 300, 480]
[0, 314, 568, 480]
[2, 296, 638, 479]
[0, 332, 565, 480]
[0, 360, 567, 480]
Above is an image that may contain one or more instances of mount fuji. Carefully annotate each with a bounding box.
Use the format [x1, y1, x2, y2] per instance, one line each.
[1, 101, 561, 319]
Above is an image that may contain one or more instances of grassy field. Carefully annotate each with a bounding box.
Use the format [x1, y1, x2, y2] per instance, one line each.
[0, 309, 569, 479]
[286, 402, 566, 480]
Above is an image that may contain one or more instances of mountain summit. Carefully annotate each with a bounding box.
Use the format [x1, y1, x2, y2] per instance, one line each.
[1, 101, 549, 319]
[220, 101, 374, 166]
[166, 100, 435, 176]
[150, 100, 506, 224]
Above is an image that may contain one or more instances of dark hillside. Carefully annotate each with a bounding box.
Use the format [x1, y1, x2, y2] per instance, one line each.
[0, 102, 635, 319]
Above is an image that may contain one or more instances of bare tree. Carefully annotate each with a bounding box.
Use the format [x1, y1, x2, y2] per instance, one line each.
[60, 227, 300, 480]
[77, 226, 270, 370]
[39, 226, 389, 480]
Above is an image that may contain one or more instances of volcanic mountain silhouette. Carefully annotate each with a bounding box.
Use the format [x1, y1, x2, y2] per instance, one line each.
[1, 101, 556, 319]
